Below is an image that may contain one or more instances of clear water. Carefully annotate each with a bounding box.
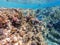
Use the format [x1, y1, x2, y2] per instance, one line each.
[0, 0, 60, 9]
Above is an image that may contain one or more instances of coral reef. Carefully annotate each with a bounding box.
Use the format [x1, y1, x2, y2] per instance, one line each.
[35, 6, 60, 45]
[0, 9, 47, 45]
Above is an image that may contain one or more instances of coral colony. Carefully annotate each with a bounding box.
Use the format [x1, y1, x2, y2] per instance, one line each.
[0, 9, 46, 45]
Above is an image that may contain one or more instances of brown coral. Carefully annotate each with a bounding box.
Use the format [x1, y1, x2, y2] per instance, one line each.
[0, 9, 47, 45]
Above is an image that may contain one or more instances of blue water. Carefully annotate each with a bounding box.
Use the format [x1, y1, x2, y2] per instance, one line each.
[0, 0, 60, 9]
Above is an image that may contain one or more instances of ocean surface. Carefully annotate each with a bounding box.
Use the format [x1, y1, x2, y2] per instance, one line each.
[0, 0, 60, 45]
